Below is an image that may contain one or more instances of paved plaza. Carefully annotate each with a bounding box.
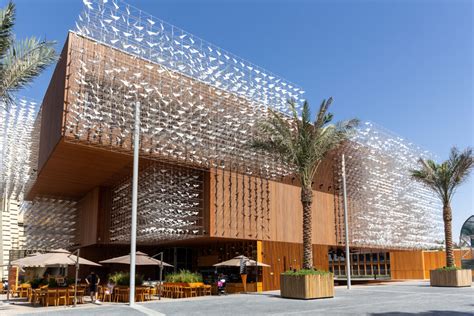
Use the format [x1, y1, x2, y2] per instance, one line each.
[1, 281, 473, 316]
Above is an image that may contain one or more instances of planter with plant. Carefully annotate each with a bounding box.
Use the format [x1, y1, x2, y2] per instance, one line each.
[411, 147, 473, 287]
[109, 271, 144, 287]
[252, 98, 357, 299]
[280, 269, 334, 299]
[165, 270, 203, 287]
[429, 266, 472, 287]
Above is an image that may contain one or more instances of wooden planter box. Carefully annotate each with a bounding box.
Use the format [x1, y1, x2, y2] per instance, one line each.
[430, 269, 472, 287]
[280, 273, 334, 299]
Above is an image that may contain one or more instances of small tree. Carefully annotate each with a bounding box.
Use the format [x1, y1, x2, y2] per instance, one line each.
[0, 1, 57, 110]
[411, 147, 473, 267]
[253, 99, 358, 269]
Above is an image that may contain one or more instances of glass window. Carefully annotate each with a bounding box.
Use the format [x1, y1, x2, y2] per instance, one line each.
[366, 265, 373, 274]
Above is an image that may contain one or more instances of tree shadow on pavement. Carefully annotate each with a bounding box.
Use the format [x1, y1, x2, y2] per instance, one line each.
[371, 311, 474, 316]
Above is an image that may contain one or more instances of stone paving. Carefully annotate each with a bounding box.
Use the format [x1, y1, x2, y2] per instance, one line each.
[2, 281, 473, 315]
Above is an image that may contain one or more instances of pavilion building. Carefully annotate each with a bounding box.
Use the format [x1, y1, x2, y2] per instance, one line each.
[15, 0, 460, 290]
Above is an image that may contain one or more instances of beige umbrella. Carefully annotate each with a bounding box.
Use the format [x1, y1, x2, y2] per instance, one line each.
[11, 248, 100, 267]
[213, 255, 270, 267]
[99, 251, 173, 267]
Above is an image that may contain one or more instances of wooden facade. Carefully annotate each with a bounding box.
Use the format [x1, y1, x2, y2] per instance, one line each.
[390, 249, 470, 280]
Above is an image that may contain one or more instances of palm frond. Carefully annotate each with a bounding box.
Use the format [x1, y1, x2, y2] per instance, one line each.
[252, 98, 358, 187]
[0, 36, 57, 106]
[411, 147, 473, 203]
[0, 1, 15, 59]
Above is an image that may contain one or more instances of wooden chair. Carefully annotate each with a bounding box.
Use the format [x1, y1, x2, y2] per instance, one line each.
[10, 285, 20, 298]
[115, 287, 129, 302]
[19, 284, 31, 298]
[43, 289, 58, 307]
[161, 285, 170, 298]
[174, 285, 184, 299]
[143, 287, 152, 301]
[203, 285, 212, 296]
[102, 286, 112, 302]
[97, 285, 103, 300]
[57, 288, 68, 306]
[184, 286, 197, 298]
[67, 288, 76, 305]
[27, 287, 33, 302]
[75, 289, 85, 304]
[135, 287, 145, 302]
[32, 288, 43, 306]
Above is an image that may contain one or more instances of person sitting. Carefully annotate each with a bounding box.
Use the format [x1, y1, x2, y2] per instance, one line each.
[104, 279, 114, 298]
[217, 273, 226, 295]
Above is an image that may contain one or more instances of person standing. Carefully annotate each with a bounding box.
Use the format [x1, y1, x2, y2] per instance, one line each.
[85, 271, 100, 303]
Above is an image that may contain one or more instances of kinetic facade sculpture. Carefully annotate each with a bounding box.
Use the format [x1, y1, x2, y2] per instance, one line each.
[0, 98, 38, 201]
[334, 122, 443, 249]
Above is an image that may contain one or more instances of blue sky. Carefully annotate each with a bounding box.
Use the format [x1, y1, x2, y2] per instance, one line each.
[12, 0, 473, 241]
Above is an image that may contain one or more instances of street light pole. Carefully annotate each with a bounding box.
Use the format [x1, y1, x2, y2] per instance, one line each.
[342, 154, 351, 290]
[129, 101, 140, 306]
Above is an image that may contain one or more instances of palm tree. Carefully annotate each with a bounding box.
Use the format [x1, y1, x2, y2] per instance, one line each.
[0, 1, 56, 110]
[411, 147, 473, 268]
[252, 99, 358, 269]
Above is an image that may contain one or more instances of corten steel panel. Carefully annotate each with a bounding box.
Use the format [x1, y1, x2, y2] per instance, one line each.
[37, 37, 70, 173]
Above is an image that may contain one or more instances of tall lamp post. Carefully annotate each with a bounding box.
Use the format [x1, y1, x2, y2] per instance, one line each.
[342, 154, 351, 289]
[129, 101, 140, 305]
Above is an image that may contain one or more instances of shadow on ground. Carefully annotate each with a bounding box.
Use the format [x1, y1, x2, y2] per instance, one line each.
[371, 311, 474, 316]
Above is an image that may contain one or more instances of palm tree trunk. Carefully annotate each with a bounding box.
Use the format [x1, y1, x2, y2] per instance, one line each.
[443, 203, 454, 267]
[301, 186, 313, 269]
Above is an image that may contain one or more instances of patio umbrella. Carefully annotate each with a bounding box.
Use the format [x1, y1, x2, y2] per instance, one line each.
[213, 255, 270, 267]
[99, 251, 173, 267]
[11, 248, 100, 267]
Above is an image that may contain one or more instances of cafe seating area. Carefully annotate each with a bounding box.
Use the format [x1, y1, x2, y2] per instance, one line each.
[160, 283, 212, 299]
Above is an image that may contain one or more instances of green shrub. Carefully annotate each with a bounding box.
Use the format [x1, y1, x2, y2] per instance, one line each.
[436, 266, 461, 271]
[66, 277, 76, 286]
[30, 278, 46, 289]
[281, 269, 333, 276]
[108, 271, 144, 286]
[165, 270, 203, 283]
[48, 278, 58, 288]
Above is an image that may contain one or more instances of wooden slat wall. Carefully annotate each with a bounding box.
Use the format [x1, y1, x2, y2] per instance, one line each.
[422, 250, 464, 279]
[209, 168, 336, 245]
[76, 187, 99, 247]
[37, 37, 70, 173]
[391, 250, 471, 280]
[261, 241, 329, 291]
[97, 186, 112, 244]
[390, 250, 425, 279]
